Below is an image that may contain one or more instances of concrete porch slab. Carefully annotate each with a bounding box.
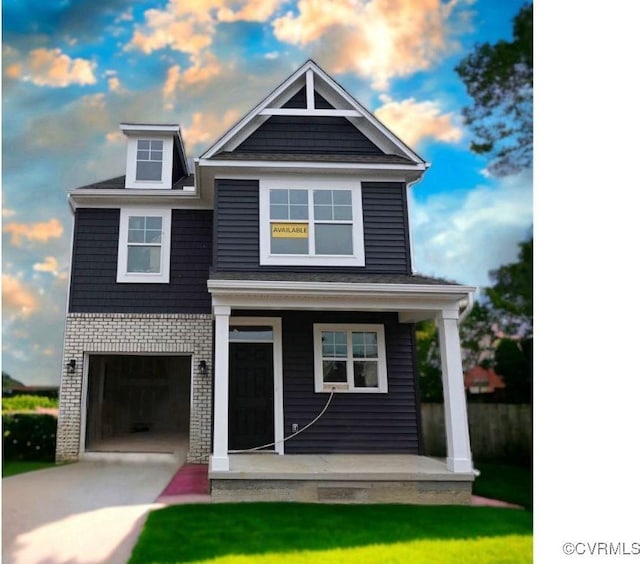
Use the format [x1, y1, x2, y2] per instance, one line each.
[209, 455, 475, 505]
[209, 454, 475, 481]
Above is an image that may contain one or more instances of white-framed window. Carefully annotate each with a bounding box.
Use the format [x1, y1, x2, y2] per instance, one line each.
[313, 324, 388, 393]
[117, 208, 172, 283]
[136, 139, 164, 181]
[259, 177, 365, 266]
[124, 136, 173, 189]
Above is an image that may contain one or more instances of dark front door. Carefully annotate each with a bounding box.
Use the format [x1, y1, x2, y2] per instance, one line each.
[228, 342, 274, 450]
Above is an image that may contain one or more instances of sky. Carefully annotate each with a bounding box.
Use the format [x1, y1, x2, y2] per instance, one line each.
[1, 0, 532, 386]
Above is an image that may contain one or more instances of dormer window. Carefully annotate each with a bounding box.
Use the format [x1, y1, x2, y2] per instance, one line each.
[136, 139, 164, 181]
[121, 124, 184, 190]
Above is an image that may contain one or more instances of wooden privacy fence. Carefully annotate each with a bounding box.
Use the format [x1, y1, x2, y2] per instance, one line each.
[421, 403, 532, 464]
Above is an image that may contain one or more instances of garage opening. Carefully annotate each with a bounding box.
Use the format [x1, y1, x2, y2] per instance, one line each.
[85, 355, 191, 454]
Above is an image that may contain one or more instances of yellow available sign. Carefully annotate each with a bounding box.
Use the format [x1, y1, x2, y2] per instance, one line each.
[271, 223, 308, 238]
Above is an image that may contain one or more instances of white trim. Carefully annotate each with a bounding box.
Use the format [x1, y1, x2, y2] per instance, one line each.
[306, 69, 315, 110]
[196, 159, 427, 172]
[124, 135, 174, 190]
[259, 176, 365, 267]
[211, 306, 231, 471]
[229, 317, 284, 455]
[120, 123, 180, 134]
[208, 279, 475, 323]
[313, 324, 388, 393]
[79, 352, 89, 456]
[437, 313, 474, 473]
[259, 109, 362, 117]
[117, 207, 172, 283]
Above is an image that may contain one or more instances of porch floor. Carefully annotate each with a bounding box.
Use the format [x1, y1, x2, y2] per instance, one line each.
[209, 455, 474, 505]
[210, 454, 474, 481]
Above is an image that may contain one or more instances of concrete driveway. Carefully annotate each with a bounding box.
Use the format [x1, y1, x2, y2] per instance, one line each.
[2, 460, 182, 564]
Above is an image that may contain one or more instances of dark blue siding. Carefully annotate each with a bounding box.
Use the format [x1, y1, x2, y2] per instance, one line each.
[235, 116, 383, 154]
[213, 179, 411, 274]
[69, 208, 212, 313]
[216, 310, 420, 454]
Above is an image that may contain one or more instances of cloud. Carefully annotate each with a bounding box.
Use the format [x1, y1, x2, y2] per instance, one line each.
[163, 53, 222, 109]
[409, 171, 533, 287]
[2, 275, 39, 318]
[8, 47, 97, 88]
[182, 110, 242, 154]
[273, 0, 469, 90]
[3, 218, 64, 246]
[108, 76, 123, 93]
[33, 256, 67, 280]
[218, 0, 286, 22]
[374, 95, 463, 146]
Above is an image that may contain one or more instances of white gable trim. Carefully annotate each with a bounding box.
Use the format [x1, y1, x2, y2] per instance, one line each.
[199, 60, 424, 165]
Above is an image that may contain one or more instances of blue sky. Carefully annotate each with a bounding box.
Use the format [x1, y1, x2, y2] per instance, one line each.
[2, 0, 532, 385]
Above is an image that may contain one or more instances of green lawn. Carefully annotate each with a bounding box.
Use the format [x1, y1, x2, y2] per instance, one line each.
[472, 463, 533, 510]
[129, 503, 532, 564]
[2, 460, 57, 478]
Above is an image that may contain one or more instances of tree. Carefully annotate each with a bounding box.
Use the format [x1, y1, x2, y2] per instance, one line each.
[486, 236, 533, 336]
[455, 3, 533, 176]
[494, 337, 532, 402]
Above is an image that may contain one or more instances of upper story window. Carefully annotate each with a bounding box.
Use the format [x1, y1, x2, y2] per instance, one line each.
[260, 177, 364, 267]
[117, 208, 171, 283]
[136, 140, 164, 181]
[124, 135, 173, 189]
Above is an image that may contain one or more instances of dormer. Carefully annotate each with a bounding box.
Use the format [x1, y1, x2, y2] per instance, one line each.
[121, 123, 189, 190]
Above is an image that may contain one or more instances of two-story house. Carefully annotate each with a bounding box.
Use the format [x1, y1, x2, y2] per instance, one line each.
[56, 60, 476, 503]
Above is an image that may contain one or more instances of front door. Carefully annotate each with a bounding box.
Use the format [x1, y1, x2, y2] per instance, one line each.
[228, 342, 274, 450]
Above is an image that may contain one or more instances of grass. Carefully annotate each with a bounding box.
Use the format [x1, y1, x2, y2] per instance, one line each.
[129, 503, 533, 564]
[472, 463, 533, 510]
[2, 460, 57, 478]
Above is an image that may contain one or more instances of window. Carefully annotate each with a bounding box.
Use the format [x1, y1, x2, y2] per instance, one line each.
[136, 139, 164, 181]
[117, 208, 171, 283]
[260, 178, 364, 266]
[313, 324, 387, 393]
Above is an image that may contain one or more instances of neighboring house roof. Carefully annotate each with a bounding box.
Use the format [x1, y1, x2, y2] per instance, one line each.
[464, 366, 506, 394]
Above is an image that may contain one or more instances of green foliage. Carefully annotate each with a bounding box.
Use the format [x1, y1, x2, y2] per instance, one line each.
[2, 413, 57, 462]
[487, 237, 533, 335]
[416, 320, 443, 402]
[130, 503, 532, 564]
[2, 371, 24, 392]
[455, 3, 533, 176]
[2, 394, 59, 413]
[494, 338, 532, 403]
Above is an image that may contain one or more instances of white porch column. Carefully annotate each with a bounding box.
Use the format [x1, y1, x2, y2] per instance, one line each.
[210, 305, 231, 472]
[437, 308, 473, 473]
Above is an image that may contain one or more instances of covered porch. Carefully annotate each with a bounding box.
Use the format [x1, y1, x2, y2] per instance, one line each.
[208, 273, 477, 491]
[209, 453, 475, 504]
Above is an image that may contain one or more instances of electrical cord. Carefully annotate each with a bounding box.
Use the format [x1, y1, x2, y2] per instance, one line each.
[233, 388, 335, 453]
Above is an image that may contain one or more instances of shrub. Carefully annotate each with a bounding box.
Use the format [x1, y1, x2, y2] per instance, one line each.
[2, 413, 57, 461]
[2, 394, 58, 413]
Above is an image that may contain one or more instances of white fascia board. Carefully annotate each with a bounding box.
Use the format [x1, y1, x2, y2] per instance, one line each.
[207, 280, 474, 321]
[120, 123, 181, 135]
[208, 279, 475, 296]
[197, 159, 426, 174]
[68, 189, 206, 209]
